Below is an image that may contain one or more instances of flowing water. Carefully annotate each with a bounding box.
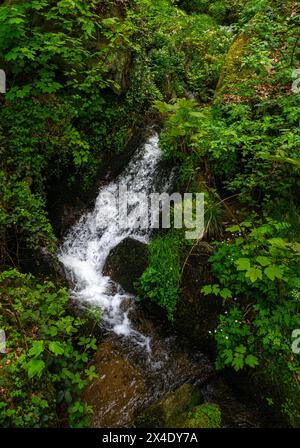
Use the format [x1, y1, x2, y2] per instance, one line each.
[59, 132, 267, 428]
[59, 133, 173, 349]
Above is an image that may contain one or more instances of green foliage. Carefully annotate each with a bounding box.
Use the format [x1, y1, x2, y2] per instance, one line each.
[182, 403, 222, 428]
[0, 169, 57, 266]
[177, 0, 249, 23]
[203, 218, 300, 380]
[153, 3, 300, 422]
[137, 231, 184, 320]
[0, 0, 299, 429]
[0, 269, 97, 428]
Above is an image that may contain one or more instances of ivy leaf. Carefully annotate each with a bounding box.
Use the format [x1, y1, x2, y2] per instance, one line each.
[236, 258, 251, 271]
[245, 355, 259, 368]
[264, 265, 283, 281]
[48, 341, 65, 356]
[28, 340, 44, 358]
[27, 359, 45, 379]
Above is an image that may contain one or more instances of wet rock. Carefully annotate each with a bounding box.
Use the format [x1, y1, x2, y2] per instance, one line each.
[104, 237, 149, 294]
[175, 242, 224, 352]
[83, 339, 146, 428]
[136, 384, 221, 428]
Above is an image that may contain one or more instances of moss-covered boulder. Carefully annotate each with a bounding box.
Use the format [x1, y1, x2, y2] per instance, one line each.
[136, 383, 222, 428]
[104, 237, 149, 294]
[214, 31, 251, 101]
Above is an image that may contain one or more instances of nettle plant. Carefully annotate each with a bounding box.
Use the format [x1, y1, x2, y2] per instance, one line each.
[0, 270, 98, 428]
[202, 218, 300, 373]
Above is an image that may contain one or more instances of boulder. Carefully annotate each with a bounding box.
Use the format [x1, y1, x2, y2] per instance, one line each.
[175, 242, 223, 352]
[136, 383, 221, 428]
[104, 237, 149, 294]
[214, 31, 251, 101]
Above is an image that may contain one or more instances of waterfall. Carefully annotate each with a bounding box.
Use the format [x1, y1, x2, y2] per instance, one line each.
[59, 133, 172, 349]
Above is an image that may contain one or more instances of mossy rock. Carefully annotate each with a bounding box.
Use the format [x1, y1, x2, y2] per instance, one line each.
[214, 31, 251, 101]
[136, 384, 202, 428]
[136, 384, 221, 428]
[180, 403, 222, 428]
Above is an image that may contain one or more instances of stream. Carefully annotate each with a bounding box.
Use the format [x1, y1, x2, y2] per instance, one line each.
[59, 132, 268, 428]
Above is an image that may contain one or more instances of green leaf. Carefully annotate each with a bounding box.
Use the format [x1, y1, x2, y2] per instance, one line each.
[245, 267, 262, 283]
[232, 356, 244, 371]
[264, 265, 283, 281]
[27, 359, 45, 379]
[220, 288, 233, 299]
[256, 256, 271, 267]
[268, 238, 288, 250]
[28, 340, 44, 358]
[85, 365, 98, 380]
[236, 258, 251, 271]
[48, 341, 65, 356]
[212, 285, 221, 295]
[245, 355, 259, 368]
[201, 285, 212, 295]
[226, 225, 240, 232]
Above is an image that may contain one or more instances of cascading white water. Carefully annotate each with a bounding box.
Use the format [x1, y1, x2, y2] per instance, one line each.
[59, 133, 172, 349]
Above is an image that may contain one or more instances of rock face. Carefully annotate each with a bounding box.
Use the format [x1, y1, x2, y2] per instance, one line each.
[136, 384, 221, 428]
[175, 242, 224, 351]
[104, 237, 149, 294]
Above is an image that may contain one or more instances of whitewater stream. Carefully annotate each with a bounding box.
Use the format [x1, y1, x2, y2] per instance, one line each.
[59, 133, 173, 349]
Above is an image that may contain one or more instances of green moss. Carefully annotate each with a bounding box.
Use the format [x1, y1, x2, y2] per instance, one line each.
[215, 32, 251, 100]
[180, 403, 222, 428]
[136, 384, 222, 429]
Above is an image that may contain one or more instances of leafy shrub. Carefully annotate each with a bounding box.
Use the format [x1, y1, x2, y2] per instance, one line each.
[0, 270, 98, 427]
[202, 218, 300, 375]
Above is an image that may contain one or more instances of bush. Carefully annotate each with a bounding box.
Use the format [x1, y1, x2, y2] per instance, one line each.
[0, 270, 98, 427]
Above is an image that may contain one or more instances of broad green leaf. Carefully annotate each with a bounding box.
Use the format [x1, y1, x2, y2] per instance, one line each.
[201, 285, 212, 295]
[232, 356, 244, 371]
[268, 238, 288, 250]
[27, 359, 45, 379]
[220, 288, 233, 299]
[236, 258, 251, 271]
[264, 265, 283, 281]
[48, 341, 65, 356]
[212, 285, 221, 295]
[28, 340, 44, 358]
[226, 225, 240, 233]
[245, 267, 263, 283]
[256, 256, 271, 267]
[245, 355, 259, 368]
